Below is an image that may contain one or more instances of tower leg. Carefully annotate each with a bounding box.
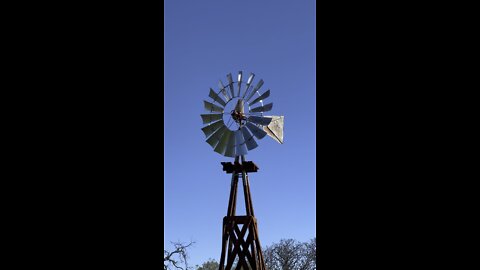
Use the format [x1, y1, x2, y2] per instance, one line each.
[218, 157, 265, 270]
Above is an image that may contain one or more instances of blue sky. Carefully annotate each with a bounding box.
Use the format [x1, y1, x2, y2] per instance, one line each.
[164, 0, 316, 267]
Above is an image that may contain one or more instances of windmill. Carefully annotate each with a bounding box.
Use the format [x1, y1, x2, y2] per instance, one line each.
[201, 72, 284, 270]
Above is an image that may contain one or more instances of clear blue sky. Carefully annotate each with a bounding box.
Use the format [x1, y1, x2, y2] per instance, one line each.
[164, 0, 316, 267]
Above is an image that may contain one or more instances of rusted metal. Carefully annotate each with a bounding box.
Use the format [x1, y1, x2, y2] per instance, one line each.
[263, 115, 284, 144]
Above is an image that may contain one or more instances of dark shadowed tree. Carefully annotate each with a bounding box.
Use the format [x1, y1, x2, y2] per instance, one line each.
[164, 241, 195, 270]
[305, 238, 316, 270]
[263, 238, 316, 270]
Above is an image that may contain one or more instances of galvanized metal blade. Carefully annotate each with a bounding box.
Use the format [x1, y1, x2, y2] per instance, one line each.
[214, 129, 232, 155]
[263, 116, 284, 144]
[201, 119, 225, 138]
[234, 129, 248, 156]
[249, 90, 270, 106]
[242, 73, 255, 98]
[237, 71, 242, 97]
[246, 122, 267, 139]
[227, 73, 235, 98]
[224, 131, 236, 157]
[247, 115, 272, 126]
[208, 88, 227, 107]
[241, 126, 258, 150]
[246, 79, 264, 102]
[249, 102, 273, 113]
[219, 80, 232, 100]
[206, 125, 227, 148]
[204, 100, 224, 113]
[246, 73, 255, 86]
[200, 113, 223, 124]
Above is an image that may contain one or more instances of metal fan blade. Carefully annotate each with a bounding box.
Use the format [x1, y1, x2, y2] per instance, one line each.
[246, 79, 264, 102]
[237, 71, 242, 97]
[204, 100, 224, 113]
[246, 122, 267, 139]
[242, 73, 255, 98]
[206, 125, 227, 148]
[246, 73, 255, 85]
[241, 126, 258, 150]
[249, 90, 270, 106]
[201, 119, 225, 138]
[209, 88, 227, 107]
[224, 131, 236, 157]
[263, 116, 284, 144]
[219, 80, 232, 100]
[220, 88, 231, 102]
[214, 129, 232, 155]
[247, 115, 272, 126]
[249, 102, 273, 113]
[253, 79, 264, 92]
[234, 129, 248, 156]
[201, 113, 223, 124]
[227, 73, 235, 98]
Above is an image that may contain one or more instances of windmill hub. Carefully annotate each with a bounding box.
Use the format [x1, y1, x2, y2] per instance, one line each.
[230, 110, 246, 124]
[230, 99, 246, 124]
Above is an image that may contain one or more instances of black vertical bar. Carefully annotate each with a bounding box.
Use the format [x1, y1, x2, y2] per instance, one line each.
[218, 220, 227, 270]
[226, 173, 236, 216]
[239, 155, 251, 216]
[232, 174, 238, 216]
[226, 156, 240, 216]
[242, 171, 251, 216]
[245, 174, 255, 217]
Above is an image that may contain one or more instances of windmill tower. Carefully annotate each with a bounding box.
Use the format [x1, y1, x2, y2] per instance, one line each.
[201, 72, 284, 270]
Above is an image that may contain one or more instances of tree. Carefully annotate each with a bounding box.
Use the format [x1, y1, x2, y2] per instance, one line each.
[197, 257, 240, 270]
[164, 241, 195, 270]
[305, 238, 316, 270]
[263, 238, 316, 270]
[195, 237, 316, 270]
[196, 258, 219, 270]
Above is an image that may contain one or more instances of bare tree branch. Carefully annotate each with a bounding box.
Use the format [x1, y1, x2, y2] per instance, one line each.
[164, 241, 195, 270]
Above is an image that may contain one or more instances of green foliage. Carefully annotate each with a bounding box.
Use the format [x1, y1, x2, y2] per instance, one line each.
[196, 259, 219, 270]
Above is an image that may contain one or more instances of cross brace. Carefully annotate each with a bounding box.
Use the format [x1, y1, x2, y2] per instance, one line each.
[218, 156, 266, 270]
